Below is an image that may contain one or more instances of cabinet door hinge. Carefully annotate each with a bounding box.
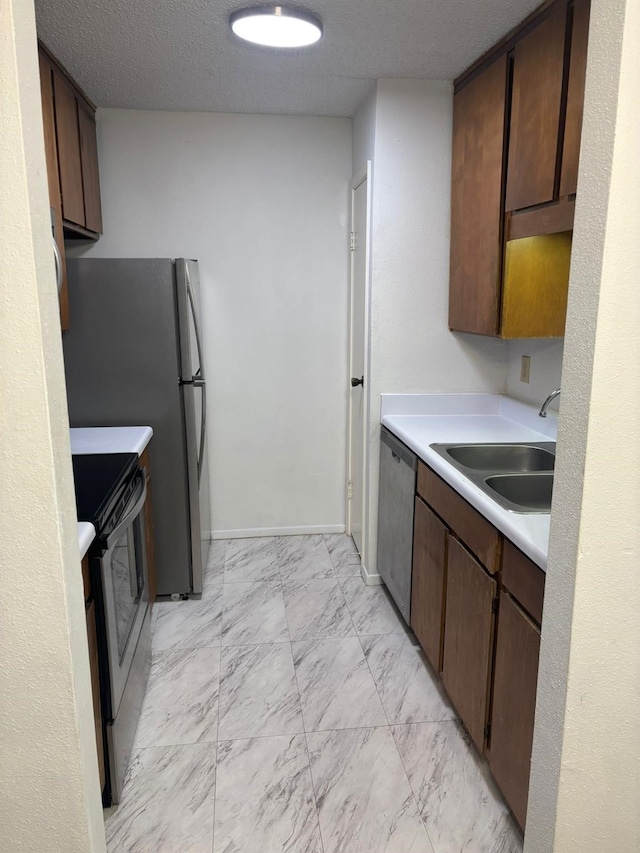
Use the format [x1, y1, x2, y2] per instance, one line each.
[350, 232, 356, 252]
[484, 723, 491, 743]
[347, 481, 353, 500]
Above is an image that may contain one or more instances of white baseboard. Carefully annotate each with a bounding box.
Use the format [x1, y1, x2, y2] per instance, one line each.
[360, 562, 383, 586]
[211, 524, 346, 540]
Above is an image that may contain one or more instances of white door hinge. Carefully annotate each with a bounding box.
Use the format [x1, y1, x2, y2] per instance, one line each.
[350, 232, 356, 252]
[347, 481, 353, 500]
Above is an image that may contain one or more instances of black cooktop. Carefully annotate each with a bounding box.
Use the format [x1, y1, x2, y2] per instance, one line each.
[72, 453, 139, 533]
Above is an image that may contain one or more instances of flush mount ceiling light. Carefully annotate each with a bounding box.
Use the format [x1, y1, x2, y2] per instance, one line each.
[230, 6, 323, 48]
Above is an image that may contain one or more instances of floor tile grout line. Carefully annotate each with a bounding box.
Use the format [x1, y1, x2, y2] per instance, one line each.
[356, 631, 392, 728]
[302, 729, 327, 853]
[387, 722, 442, 853]
[278, 553, 327, 853]
[277, 548, 326, 853]
[211, 539, 225, 853]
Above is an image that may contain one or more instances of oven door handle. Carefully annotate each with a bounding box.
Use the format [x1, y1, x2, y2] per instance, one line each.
[105, 471, 147, 550]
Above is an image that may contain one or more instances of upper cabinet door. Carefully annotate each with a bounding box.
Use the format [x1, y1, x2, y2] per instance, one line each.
[505, 6, 568, 212]
[449, 55, 508, 336]
[560, 0, 591, 196]
[53, 70, 85, 228]
[78, 104, 103, 233]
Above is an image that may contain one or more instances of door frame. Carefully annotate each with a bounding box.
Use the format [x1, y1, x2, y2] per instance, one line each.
[346, 161, 372, 565]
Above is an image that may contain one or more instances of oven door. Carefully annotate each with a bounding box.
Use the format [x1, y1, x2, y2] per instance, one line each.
[100, 469, 149, 715]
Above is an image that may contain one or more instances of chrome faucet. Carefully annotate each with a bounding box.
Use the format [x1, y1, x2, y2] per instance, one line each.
[539, 388, 561, 418]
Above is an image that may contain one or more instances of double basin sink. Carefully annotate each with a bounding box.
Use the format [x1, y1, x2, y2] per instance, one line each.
[430, 441, 556, 513]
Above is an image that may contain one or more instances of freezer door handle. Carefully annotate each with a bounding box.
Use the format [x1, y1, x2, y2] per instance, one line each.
[185, 264, 206, 383]
[197, 374, 206, 485]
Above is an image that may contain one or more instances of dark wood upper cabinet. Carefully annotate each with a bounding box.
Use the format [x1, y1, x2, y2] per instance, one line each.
[38, 51, 70, 331]
[505, 6, 568, 212]
[449, 55, 507, 336]
[411, 496, 448, 672]
[442, 537, 497, 751]
[560, 0, 591, 196]
[450, 0, 590, 339]
[38, 43, 103, 331]
[78, 104, 103, 234]
[39, 43, 102, 240]
[489, 591, 541, 829]
[53, 70, 86, 228]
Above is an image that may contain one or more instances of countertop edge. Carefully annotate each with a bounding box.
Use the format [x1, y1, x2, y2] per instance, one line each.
[70, 426, 153, 457]
[78, 522, 96, 560]
[381, 414, 551, 571]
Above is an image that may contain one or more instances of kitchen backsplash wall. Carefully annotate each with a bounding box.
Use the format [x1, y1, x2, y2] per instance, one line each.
[69, 109, 352, 537]
[506, 339, 564, 409]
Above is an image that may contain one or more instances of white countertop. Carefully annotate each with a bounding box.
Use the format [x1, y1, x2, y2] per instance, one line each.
[71, 427, 152, 557]
[70, 426, 153, 456]
[77, 522, 95, 559]
[380, 394, 558, 570]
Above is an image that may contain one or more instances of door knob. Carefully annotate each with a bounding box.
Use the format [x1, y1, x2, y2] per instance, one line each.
[351, 376, 364, 388]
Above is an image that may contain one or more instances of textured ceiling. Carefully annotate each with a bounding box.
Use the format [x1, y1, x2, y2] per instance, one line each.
[35, 0, 541, 117]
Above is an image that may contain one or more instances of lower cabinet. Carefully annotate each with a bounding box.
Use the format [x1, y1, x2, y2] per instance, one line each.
[489, 591, 541, 829]
[409, 458, 545, 831]
[441, 537, 497, 750]
[410, 496, 447, 672]
[85, 593, 106, 792]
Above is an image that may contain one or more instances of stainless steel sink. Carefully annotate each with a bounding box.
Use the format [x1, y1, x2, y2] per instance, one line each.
[429, 441, 556, 513]
[444, 443, 555, 473]
[485, 472, 554, 513]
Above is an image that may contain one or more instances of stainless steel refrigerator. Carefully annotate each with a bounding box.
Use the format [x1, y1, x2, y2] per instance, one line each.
[63, 258, 210, 595]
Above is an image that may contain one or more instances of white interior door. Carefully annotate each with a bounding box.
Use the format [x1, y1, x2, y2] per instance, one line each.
[347, 167, 370, 556]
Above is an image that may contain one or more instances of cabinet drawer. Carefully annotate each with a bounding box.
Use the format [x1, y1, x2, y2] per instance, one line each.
[417, 462, 501, 572]
[502, 540, 545, 625]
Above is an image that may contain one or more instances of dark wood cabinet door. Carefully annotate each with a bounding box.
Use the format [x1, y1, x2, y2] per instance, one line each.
[560, 0, 591, 196]
[86, 600, 106, 792]
[411, 497, 447, 671]
[52, 71, 85, 228]
[78, 104, 103, 234]
[442, 537, 496, 750]
[489, 592, 541, 829]
[505, 6, 568, 212]
[449, 55, 507, 335]
[38, 54, 70, 330]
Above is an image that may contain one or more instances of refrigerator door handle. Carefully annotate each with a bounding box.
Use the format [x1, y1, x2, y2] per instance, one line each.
[52, 235, 63, 294]
[184, 263, 207, 485]
[185, 264, 206, 383]
[198, 376, 207, 486]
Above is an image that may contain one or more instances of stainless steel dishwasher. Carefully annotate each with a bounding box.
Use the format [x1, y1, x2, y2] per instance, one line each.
[377, 426, 417, 623]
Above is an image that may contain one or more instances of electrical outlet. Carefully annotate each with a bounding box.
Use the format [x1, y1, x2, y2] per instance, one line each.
[520, 355, 531, 384]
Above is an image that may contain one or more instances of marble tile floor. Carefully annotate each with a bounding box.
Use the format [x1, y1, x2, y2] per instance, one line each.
[106, 534, 523, 853]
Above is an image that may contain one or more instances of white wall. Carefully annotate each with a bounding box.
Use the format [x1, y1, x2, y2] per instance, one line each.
[525, 0, 640, 848]
[0, 3, 106, 850]
[506, 339, 564, 409]
[363, 79, 507, 576]
[73, 110, 352, 537]
[352, 85, 377, 172]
